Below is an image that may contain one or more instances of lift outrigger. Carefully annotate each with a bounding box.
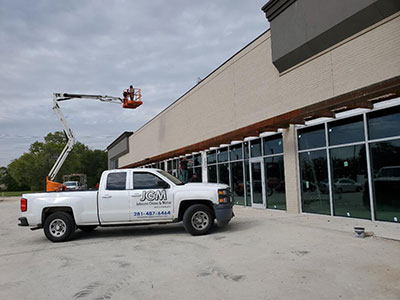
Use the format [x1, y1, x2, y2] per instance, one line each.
[46, 87, 142, 192]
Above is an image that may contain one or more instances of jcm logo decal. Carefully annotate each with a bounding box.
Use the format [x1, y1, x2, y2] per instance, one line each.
[140, 190, 167, 202]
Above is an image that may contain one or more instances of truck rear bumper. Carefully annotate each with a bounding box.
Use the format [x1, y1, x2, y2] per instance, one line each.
[18, 217, 29, 226]
[214, 203, 234, 224]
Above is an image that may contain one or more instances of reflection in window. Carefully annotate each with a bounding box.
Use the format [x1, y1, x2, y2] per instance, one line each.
[299, 150, 330, 215]
[251, 162, 263, 204]
[298, 124, 326, 150]
[370, 139, 400, 222]
[230, 144, 243, 161]
[264, 156, 286, 210]
[217, 148, 228, 163]
[250, 139, 262, 157]
[218, 163, 230, 185]
[207, 151, 216, 164]
[330, 145, 370, 219]
[244, 160, 251, 206]
[328, 115, 364, 146]
[106, 172, 126, 190]
[263, 134, 283, 155]
[133, 172, 168, 189]
[193, 154, 202, 166]
[186, 156, 193, 168]
[190, 167, 202, 182]
[231, 161, 245, 205]
[368, 106, 400, 140]
[207, 165, 217, 183]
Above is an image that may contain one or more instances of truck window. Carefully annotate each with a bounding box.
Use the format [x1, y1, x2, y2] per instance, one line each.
[106, 172, 127, 190]
[133, 172, 170, 189]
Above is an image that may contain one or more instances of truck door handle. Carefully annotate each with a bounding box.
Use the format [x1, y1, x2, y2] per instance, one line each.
[102, 194, 112, 199]
[131, 193, 141, 197]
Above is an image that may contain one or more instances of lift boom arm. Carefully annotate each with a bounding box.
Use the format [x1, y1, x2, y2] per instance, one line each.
[47, 92, 130, 187]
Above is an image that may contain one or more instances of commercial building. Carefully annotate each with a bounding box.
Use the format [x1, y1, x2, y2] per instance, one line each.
[108, 0, 400, 223]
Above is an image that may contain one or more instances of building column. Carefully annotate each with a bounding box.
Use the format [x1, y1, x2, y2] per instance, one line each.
[283, 125, 301, 214]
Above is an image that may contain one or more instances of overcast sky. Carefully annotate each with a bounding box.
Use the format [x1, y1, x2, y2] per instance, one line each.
[0, 0, 269, 167]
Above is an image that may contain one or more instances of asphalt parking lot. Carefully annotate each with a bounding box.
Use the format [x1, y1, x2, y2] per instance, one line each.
[1, 197, 399, 300]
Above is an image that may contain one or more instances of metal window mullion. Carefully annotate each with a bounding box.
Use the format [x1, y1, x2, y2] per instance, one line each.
[298, 146, 327, 153]
[327, 140, 366, 150]
[263, 153, 284, 158]
[367, 134, 400, 144]
[364, 113, 375, 221]
[325, 123, 334, 216]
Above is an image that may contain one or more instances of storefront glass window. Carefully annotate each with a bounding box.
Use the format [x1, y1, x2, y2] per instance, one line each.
[217, 148, 228, 163]
[263, 134, 283, 155]
[186, 155, 193, 168]
[244, 160, 251, 206]
[193, 167, 202, 182]
[231, 161, 245, 205]
[207, 150, 216, 164]
[207, 165, 217, 183]
[299, 150, 330, 215]
[218, 163, 230, 185]
[368, 106, 400, 140]
[330, 145, 370, 219]
[328, 115, 364, 146]
[250, 139, 262, 157]
[370, 139, 400, 222]
[298, 124, 326, 150]
[193, 154, 202, 167]
[264, 156, 286, 210]
[230, 144, 243, 161]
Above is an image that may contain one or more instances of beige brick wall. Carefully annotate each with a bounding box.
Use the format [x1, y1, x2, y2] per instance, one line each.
[119, 14, 400, 167]
[282, 125, 301, 214]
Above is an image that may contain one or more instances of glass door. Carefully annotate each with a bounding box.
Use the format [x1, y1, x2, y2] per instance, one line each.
[250, 158, 266, 208]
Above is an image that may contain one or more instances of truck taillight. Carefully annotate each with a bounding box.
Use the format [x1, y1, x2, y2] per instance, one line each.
[20, 198, 27, 212]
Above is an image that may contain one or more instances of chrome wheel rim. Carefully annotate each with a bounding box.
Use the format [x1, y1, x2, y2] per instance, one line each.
[191, 211, 209, 230]
[49, 219, 67, 237]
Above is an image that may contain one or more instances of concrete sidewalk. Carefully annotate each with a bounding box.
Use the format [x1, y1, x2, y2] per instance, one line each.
[237, 206, 400, 241]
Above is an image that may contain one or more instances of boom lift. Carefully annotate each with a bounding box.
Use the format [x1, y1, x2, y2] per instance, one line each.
[46, 88, 142, 192]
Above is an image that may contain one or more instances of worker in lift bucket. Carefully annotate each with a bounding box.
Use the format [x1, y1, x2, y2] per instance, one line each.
[129, 85, 135, 101]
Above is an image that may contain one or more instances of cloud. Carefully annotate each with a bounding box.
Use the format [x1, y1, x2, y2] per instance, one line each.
[0, 0, 269, 166]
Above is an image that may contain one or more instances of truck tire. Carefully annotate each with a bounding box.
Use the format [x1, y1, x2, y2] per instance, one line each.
[43, 212, 75, 242]
[78, 225, 97, 232]
[183, 204, 214, 236]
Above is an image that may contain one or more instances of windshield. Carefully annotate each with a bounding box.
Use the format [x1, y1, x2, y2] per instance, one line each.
[157, 170, 185, 185]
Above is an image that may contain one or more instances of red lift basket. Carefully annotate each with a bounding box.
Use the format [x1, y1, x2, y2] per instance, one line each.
[123, 88, 143, 109]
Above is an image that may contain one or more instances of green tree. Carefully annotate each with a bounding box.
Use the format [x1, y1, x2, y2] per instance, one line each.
[7, 131, 107, 191]
[0, 166, 29, 191]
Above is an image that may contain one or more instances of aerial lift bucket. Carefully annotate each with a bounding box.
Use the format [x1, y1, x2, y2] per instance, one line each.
[46, 176, 66, 192]
[123, 88, 143, 109]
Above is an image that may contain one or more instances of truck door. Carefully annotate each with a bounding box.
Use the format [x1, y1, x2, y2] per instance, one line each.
[98, 171, 130, 223]
[130, 171, 174, 221]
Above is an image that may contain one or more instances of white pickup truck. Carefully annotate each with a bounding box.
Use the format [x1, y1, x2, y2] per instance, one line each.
[18, 169, 233, 242]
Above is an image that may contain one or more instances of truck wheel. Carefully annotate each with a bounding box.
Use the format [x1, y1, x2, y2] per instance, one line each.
[43, 212, 75, 242]
[183, 204, 214, 236]
[78, 225, 97, 232]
